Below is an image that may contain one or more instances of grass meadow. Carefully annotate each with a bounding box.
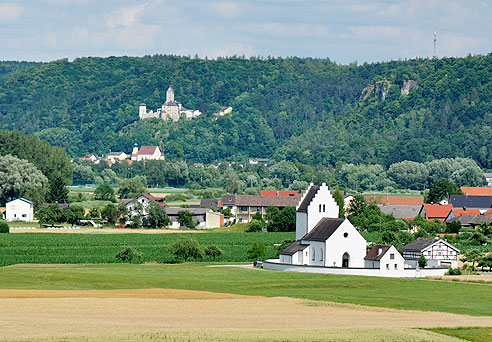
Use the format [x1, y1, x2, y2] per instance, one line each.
[0, 263, 491, 316]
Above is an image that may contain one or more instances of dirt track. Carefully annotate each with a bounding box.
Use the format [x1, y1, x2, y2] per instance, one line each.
[0, 288, 491, 340]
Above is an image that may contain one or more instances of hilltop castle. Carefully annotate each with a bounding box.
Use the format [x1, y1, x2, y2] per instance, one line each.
[139, 87, 201, 122]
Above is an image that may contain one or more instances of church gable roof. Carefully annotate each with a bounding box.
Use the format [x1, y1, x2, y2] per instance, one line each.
[296, 185, 320, 213]
[138, 146, 158, 155]
[301, 218, 345, 241]
[279, 241, 310, 256]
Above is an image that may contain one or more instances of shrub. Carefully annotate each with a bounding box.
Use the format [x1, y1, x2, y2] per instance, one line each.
[115, 247, 142, 263]
[245, 219, 264, 232]
[446, 267, 462, 275]
[418, 255, 427, 268]
[0, 221, 9, 233]
[168, 237, 203, 262]
[247, 243, 267, 261]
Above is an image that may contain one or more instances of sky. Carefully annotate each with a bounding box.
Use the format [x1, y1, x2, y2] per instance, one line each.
[1, 0, 491, 64]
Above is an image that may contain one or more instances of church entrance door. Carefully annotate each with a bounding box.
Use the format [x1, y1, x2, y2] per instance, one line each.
[342, 252, 350, 267]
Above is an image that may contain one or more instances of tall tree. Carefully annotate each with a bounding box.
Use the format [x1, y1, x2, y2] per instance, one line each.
[46, 176, 69, 204]
[426, 178, 461, 204]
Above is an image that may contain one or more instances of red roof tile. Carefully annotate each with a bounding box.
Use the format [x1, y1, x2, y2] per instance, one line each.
[451, 208, 481, 217]
[137, 146, 158, 155]
[365, 196, 424, 205]
[423, 204, 453, 219]
[461, 187, 492, 196]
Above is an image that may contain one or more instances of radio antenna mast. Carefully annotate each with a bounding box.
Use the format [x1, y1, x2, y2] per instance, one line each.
[433, 28, 437, 58]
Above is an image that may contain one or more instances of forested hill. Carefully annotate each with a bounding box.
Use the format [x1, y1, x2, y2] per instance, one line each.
[0, 54, 491, 168]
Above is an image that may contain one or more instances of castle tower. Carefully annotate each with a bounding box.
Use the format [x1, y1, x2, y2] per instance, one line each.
[132, 143, 139, 155]
[139, 103, 147, 119]
[166, 87, 174, 103]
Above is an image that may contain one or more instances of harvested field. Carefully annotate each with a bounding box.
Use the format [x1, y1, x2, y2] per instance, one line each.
[0, 289, 491, 341]
[9, 228, 206, 234]
[429, 274, 492, 284]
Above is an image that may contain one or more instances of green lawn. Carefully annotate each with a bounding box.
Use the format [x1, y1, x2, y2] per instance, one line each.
[0, 263, 491, 317]
[426, 327, 492, 342]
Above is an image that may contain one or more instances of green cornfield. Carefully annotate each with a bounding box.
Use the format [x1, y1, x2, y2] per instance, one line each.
[0, 232, 295, 266]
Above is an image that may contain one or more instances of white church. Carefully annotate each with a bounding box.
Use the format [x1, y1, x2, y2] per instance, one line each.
[139, 87, 202, 122]
[264, 183, 450, 277]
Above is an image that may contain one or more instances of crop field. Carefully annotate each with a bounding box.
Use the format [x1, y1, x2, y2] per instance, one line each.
[0, 232, 294, 266]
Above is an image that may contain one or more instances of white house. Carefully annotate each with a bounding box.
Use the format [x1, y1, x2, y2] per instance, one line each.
[125, 193, 166, 217]
[364, 244, 405, 273]
[402, 237, 460, 268]
[6, 198, 34, 222]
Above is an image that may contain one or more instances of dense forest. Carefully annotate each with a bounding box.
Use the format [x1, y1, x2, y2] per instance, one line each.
[1, 54, 492, 168]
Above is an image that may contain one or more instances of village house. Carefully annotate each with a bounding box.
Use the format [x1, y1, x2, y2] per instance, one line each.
[448, 214, 492, 228]
[445, 208, 481, 222]
[5, 198, 34, 222]
[106, 151, 128, 163]
[418, 204, 453, 221]
[212, 106, 233, 118]
[364, 244, 405, 271]
[220, 194, 299, 223]
[377, 204, 421, 220]
[125, 193, 167, 217]
[483, 173, 492, 187]
[165, 208, 223, 229]
[365, 196, 424, 206]
[248, 158, 269, 166]
[448, 195, 492, 213]
[402, 237, 460, 268]
[131, 145, 164, 161]
[139, 87, 202, 122]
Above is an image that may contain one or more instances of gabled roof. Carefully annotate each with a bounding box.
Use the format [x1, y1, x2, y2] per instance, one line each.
[450, 208, 481, 218]
[137, 146, 159, 155]
[279, 241, 309, 256]
[296, 186, 320, 213]
[366, 196, 423, 205]
[402, 237, 437, 252]
[449, 195, 492, 209]
[8, 198, 33, 205]
[364, 244, 392, 261]
[138, 193, 165, 202]
[165, 207, 210, 215]
[448, 214, 492, 226]
[301, 218, 345, 242]
[200, 199, 219, 208]
[107, 151, 126, 157]
[377, 204, 421, 219]
[422, 204, 453, 219]
[461, 187, 492, 197]
[220, 195, 298, 207]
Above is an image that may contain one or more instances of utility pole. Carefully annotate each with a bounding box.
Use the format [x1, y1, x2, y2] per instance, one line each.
[433, 28, 437, 58]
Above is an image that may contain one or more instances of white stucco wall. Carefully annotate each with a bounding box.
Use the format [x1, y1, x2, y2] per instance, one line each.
[306, 184, 339, 234]
[295, 212, 308, 240]
[205, 211, 222, 229]
[6, 199, 33, 222]
[263, 259, 449, 278]
[378, 246, 405, 272]
[304, 219, 366, 268]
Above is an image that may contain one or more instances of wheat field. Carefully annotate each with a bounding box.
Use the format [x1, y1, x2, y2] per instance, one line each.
[1, 288, 490, 341]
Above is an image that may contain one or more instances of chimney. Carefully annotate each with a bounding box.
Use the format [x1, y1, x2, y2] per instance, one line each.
[378, 248, 382, 255]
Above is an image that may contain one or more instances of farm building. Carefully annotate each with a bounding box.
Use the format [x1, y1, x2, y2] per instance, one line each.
[402, 237, 459, 268]
[5, 198, 34, 222]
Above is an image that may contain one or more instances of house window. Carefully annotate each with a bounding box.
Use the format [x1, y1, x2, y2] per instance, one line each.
[319, 204, 322, 212]
[394, 264, 398, 270]
[390, 254, 394, 260]
[428, 251, 431, 255]
[323, 204, 325, 212]
[240, 207, 248, 212]
[386, 264, 390, 270]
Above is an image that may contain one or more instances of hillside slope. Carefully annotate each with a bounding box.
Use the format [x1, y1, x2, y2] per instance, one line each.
[0, 54, 491, 167]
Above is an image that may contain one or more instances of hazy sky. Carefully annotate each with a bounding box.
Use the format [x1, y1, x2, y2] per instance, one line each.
[1, 0, 491, 64]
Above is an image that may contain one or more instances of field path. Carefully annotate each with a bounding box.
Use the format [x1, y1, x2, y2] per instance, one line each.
[0, 288, 491, 340]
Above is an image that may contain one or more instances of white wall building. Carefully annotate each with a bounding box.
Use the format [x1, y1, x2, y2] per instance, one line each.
[364, 244, 405, 273]
[402, 238, 460, 268]
[131, 145, 164, 161]
[6, 198, 34, 222]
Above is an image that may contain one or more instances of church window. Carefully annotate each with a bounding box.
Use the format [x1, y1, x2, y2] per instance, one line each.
[343, 232, 348, 238]
[323, 204, 325, 212]
[312, 248, 315, 260]
[319, 204, 322, 212]
[394, 264, 398, 270]
[386, 264, 390, 270]
[320, 248, 323, 261]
